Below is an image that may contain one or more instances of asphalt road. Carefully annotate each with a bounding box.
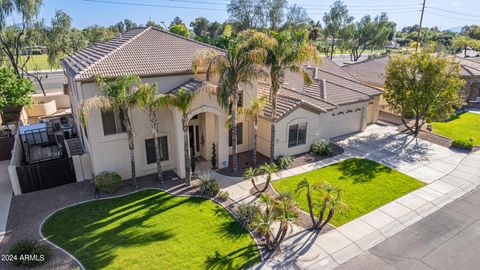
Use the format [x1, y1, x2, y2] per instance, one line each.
[337, 187, 480, 270]
[31, 71, 65, 94]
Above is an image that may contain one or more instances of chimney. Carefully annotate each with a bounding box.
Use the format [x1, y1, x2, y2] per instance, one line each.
[314, 68, 319, 79]
[321, 79, 327, 100]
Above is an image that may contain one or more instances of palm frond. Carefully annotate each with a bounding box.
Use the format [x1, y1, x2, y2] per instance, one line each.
[77, 96, 113, 127]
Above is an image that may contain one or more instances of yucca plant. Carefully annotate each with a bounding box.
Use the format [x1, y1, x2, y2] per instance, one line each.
[295, 178, 348, 232]
[192, 29, 276, 174]
[78, 75, 142, 189]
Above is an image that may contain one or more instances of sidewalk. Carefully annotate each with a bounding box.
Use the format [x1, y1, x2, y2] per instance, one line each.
[215, 125, 479, 269]
[0, 159, 12, 243]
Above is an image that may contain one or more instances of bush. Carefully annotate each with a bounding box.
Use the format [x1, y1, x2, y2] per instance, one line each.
[275, 155, 293, 169]
[95, 171, 122, 194]
[235, 203, 258, 228]
[9, 239, 51, 267]
[311, 140, 332, 156]
[198, 172, 220, 197]
[216, 190, 229, 201]
[451, 139, 474, 150]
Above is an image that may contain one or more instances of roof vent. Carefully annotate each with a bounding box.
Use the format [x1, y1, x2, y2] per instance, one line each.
[314, 68, 319, 79]
[321, 79, 327, 100]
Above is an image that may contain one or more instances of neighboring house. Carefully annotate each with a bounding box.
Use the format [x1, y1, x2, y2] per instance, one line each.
[344, 55, 480, 109]
[61, 27, 382, 181]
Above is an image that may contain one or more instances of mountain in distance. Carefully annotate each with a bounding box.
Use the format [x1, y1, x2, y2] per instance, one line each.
[449, 26, 463, 33]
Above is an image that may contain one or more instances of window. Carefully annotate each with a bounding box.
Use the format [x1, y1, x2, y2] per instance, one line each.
[229, 122, 243, 146]
[288, 123, 307, 147]
[145, 136, 169, 164]
[101, 110, 126, 135]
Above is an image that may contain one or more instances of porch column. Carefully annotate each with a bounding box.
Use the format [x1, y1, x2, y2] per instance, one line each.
[216, 114, 229, 169]
[172, 109, 186, 178]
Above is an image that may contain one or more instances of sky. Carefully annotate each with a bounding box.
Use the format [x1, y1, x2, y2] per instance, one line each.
[32, 0, 480, 31]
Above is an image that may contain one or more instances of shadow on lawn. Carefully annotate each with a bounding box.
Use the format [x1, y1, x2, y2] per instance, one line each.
[337, 158, 391, 184]
[205, 245, 261, 270]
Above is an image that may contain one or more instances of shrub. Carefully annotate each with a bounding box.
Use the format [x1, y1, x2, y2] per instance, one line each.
[451, 139, 474, 150]
[198, 172, 220, 197]
[9, 239, 51, 267]
[311, 140, 332, 156]
[95, 171, 122, 194]
[235, 203, 258, 228]
[216, 190, 229, 201]
[275, 155, 293, 169]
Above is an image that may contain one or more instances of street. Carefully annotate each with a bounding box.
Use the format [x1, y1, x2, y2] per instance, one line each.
[31, 71, 65, 94]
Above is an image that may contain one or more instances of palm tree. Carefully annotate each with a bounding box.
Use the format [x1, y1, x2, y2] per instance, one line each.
[258, 163, 278, 193]
[266, 30, 321, 162]
[243, 167, 260, 192]
[251, 192, 298, 251]
[164, 87, 197, 186]
[192, 29, 275, 174]
[137, 83, 169, 182]
[78, 75, 142, 189]
[238, 96, 267, 167]
[296, 178, 348, 232]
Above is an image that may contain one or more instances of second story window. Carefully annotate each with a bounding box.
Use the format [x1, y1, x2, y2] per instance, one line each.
[101, 110, 126, 136]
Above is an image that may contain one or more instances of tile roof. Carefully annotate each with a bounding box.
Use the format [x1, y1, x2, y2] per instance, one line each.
[61, 27, 224, 81]
[260, 58, 382, 121]
[168, 78, 205, 94]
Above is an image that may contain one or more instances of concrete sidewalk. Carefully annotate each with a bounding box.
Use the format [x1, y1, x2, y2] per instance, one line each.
[216, 125, 479, 269]
[0, 159, 12, 243]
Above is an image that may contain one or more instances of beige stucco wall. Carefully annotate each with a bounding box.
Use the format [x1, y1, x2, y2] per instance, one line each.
[31, 93, 71, 109]
[367, 96, 381, 124]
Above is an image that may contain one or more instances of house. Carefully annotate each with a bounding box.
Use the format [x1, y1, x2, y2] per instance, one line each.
[61, 27, 382, 181]
[344, 55, 480, 109]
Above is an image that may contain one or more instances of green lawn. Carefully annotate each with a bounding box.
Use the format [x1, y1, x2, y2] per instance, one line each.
[42, 190, 260, 270]
[1, 54, 61, 71]
[272, 158, 425, 227]
[431, 112, 480, 146]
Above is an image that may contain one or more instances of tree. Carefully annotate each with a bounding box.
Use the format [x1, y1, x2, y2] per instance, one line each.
[384, 52, 465, 136]
[169, 24, 189, 37]
[227, 0, 265, 31]
[347, 13, 395, 61]
[257, 163, 278, 192]
[192, 30, 275, 173]
[163, 87, 198, 186]
[47, 10, 87, 67]
[238, 96, 267, 166]
[137, 83, 169, 182]
[266, 30, 321, 162]
[170, 16, 184, 27]
[190, 17, 210, 36]
[146, 19, 163, 29]
[78, 75, 143, 189]
[322, 1, 353, 59]
[296, 179, 348, 232]
[243, 167, 260, 191]
[0, 67, 34, 113]
[83, 25, 116, 44]
[266, 0, 287, 30]
[251, 193, 298, 251]
[285, 4, 310, 29]
[461, 25, 480, 40]
[452, 36, 479, 57]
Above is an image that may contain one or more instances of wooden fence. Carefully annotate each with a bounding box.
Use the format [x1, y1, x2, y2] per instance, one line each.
[16, 157, 77, 193]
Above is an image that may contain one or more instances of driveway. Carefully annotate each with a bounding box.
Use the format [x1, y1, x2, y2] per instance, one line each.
[337, 186, 480, 270]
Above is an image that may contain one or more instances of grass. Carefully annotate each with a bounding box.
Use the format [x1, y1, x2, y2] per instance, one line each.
[42, 190, 260, 270]
[431, 112, 480, 146]
[271, 158, 425, 227]
[1, 54, 61, 71]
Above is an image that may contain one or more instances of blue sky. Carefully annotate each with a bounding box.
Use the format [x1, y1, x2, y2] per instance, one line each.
[34, 0, 480, 30]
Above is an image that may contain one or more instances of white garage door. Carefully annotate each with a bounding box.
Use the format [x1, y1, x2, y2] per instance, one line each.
[329, 108, 364, 138]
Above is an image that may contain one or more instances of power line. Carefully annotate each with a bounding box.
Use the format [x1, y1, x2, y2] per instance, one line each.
[424, 11, 480, 23]
[426, 6, 479, 18]
[83, 0, 225, 11]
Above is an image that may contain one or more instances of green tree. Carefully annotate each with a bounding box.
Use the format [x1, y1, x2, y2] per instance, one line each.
[266, 0, 287, 30]
[163, 88, 198, 186]
[238, 96, 267, 166]
[169, 24, 189, 37]
[83, 25, 116, 44]
[322, 1, 353, 59]
[227, 0, 266, 31]
[251, 193, 298, 250]
[0, 67, 34, 113]
[78, 75, 143, 189]
[452, 36, 479, 57]
[266, 29, 321, 162]
[296, 178, 348, 232]
[192, 30, 275, 173]
[190, 17, 210, 36]
[136, 83, 169, 182]
[285, 4, 310, 29]
[257, 163, 278, 192]
[384, 52, 465, 136]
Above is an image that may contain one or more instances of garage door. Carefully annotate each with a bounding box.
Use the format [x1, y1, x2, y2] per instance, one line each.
[329, 107, 364, 138]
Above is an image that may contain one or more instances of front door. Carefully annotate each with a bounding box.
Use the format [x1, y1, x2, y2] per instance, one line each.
[188, 125, 200, 157]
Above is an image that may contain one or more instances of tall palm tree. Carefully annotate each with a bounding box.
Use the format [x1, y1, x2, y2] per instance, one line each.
[78, 75, 142, 189]
[238, 96, 267, 167]
[164, 87, 197, 186]
[192, 30, 275, 173]
[266, 30, 322, 162]
[137, 82, 169, 182]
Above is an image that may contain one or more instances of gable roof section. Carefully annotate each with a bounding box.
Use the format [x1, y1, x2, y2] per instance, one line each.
[62, 27, 224, 81]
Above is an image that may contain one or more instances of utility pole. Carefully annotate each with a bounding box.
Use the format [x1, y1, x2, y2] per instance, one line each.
[416, 0, 427, 52]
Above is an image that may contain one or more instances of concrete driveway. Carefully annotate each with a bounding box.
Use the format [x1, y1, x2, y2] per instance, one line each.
[337, 186, 480, 270]
[333, 124, 468, 184]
